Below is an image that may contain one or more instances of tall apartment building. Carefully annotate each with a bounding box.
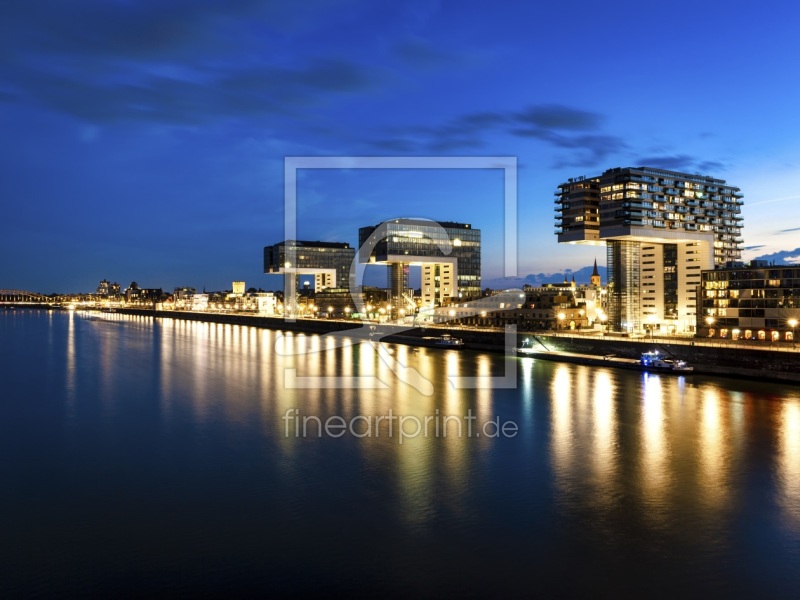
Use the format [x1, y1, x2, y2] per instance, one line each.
[358, 219, 481, 315]
[555, 166, 744, 333]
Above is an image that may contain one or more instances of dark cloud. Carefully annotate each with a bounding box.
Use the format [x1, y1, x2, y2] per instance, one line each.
[696, 160, 726, 172]
[0, 0, 354, 61]
[0, 0, 380, 126]
[744, 245, 765, 251]
[3, 58, 381, 125]
[634, 155, 697, 171]
[514, 105, 603, 131]
[0, 1, 260, 61]
[368, 104, 624, 167]
[777, 228, 800, 234]
[530, 132, 627, 168]
[634, 155, 727, 174]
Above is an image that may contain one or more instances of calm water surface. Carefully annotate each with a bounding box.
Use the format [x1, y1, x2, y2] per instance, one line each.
[1, 310, 799, 597]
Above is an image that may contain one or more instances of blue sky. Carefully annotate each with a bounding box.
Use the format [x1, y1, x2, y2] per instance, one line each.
[2, 0, 799, 293]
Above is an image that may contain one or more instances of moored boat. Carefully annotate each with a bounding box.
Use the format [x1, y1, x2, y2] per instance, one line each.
[639, 351, 693, 373]
[434, 334, 465, 349]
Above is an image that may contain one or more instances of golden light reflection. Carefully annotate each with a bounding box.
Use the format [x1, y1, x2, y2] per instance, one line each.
[395, 430, 435, 529]
[697, 386, 728, 510]
[550, 364, 574, 480]
[640, 374, 669, 523]
[190, 321, 212, 423]
[413, 348, 435, 393]
[444, 352, 462, 413]
[592, 371, 616, 498]
[474, 355, 493, 424]
[778, 401, 800, 529]
[65, 309, 76, 413]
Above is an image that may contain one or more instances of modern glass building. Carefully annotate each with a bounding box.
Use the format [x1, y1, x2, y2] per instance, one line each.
[264, 240, 355, 292]
[555, 166, 744, 333]
[358, 219, 481, 313]
[699, 262, 800, 342]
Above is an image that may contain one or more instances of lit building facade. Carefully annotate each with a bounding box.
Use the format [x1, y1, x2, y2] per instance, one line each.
[698, 262, 800, 342]
[264, 240, 355, 292]
[358, 219, 481, 315]
[555, 166, 744, 333]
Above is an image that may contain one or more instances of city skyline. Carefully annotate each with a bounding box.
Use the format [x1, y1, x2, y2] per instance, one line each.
[2, 1, 800, 293]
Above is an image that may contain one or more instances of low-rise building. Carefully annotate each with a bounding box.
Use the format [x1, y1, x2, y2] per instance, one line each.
[698, 261, 800, 341]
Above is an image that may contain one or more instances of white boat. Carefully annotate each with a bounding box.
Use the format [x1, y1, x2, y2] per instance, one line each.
[639, 351, 693, 373]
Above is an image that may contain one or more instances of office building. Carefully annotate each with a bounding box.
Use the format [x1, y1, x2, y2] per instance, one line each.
[358, 219, 481, 315]
[264, 240, 354, 292]
[699, 261, 800, 341]
[555, 166, 744, 333]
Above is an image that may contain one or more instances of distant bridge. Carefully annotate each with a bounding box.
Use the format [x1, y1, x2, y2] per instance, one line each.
[0, 290, 48, 303]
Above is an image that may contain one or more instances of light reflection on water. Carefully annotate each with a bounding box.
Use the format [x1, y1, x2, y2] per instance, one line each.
[1, 310, 799, 596]
[780, 401, 800, 529]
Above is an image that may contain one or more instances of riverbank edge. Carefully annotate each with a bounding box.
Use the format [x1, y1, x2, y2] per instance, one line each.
[27, 306, 800, 385]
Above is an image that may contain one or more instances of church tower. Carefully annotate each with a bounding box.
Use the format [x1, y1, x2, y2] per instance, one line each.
[590, 258, 601, 287]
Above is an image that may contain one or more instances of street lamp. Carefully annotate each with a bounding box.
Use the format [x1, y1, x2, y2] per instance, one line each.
[705, 316, 715, 339]
[789, 318, 798, 348]
[557, 312, 565, 331]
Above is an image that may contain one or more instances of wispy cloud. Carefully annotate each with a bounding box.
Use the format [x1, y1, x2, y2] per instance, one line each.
[368, 103, 626, 168]
[752, 247, 800, 265]
[0, 0, 380, 126]
[633, 155, 727, 174]
[514, 105, 603, 131]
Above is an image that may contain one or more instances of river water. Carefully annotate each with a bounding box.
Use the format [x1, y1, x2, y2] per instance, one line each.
[1, 310, 799, 597]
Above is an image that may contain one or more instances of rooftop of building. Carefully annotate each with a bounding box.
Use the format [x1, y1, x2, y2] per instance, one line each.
[710, 260, 799, 271]
[267, 240, 352, 249]
[560, 166, 737, 188]
[362, 219, 476, 230]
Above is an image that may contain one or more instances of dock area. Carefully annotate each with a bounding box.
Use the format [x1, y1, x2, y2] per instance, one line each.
[516, 348, 643, 371]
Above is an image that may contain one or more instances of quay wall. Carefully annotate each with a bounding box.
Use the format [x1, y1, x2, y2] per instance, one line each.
[526, 334, 800, 384]
[96, 309, 800, 385]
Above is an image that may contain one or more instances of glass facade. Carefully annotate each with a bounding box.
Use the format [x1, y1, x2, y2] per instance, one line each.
[699, 265, 800, 339]
[607, 240, 640, 331]
[263, 241, 355, 290]
[663, 243, 678, 320]
[358, 220, 482, 301]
